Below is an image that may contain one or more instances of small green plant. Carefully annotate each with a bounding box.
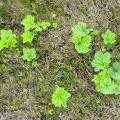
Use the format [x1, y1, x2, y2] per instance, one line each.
[53, 22, 58, 28]
[52, 86, 71, 107]
[109, 62, 120, 80]
[39, 21, 50, 29]
[92, 69, 120, 94]
[21, 15, 36, 31]
[71, 22, 90, 53]
[35, 21, 51, 31]
[21, 48, 37, 61]
[0, 29, 17, 51]
[21, 15, 52, 43]
[21, 31, 34, 43]
[91, 50, 111, 72]
[102, 29, 116, 45]
[74, 35, 92, 53]
[71, 22, 98, 53]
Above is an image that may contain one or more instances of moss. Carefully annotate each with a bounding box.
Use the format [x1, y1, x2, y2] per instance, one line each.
[0, 5, 9, 20]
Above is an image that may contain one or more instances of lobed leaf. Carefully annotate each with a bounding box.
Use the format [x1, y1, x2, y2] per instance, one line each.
[52, 86, 71, 107]
[91, 50, 111, 72]
[0, 29, 17, 50]
[71, 22, 92, 53]
[35, 22, 43, 32]
[109, 62, 120, 80]
[22, 48, 36, 61]
[21, 15, 36, 31]
[75, 35, 92, 53]
[72, 22, 89, 37]
[93, 70, 117, 94]
[21, 31, 34, 43]
[102, 29, 116, 45]
[40, 21, 50, 29]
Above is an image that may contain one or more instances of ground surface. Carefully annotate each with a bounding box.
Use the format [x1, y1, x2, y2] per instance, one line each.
[0, 0, 120, 120]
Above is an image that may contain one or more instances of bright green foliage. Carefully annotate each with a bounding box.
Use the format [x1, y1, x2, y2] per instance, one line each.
[71, 22, 92, 53]
[109, 62, 120, 80]
[0, 29, 17, 51]
[72, 22, 89, 38]
[0, 40, 4, 51]
[91, 29, 99, 36]
[35, 22, 43, 32]
[52, 86, 71, 107]
[53, 22, 58, 28]
[21, 15, 36, 31]
[91, 50, 111, 72]
[22, 48, 36, 61]
[40, 21, 50, 29]
[93, 70, 119, 94]
[113, 81, 120, 94]
[102, 29, 116, 45]
[35, 21, 50, 31]
[21, 31, 34, 43]
[75, 35, 92, 53]
[72, 33, 81, 44]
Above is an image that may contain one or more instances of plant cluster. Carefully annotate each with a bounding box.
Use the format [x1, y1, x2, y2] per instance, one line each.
[91, 30, 120, 94]
[21, 15, 53, 61]
[0, 15, 57, 62]
[0, 18, 120, 110]
[72, 22, 120, 94]
[0, 15, 71, 108]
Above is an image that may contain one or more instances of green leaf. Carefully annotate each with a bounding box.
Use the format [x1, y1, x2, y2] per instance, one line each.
[45, 21, 50, 27]
[72, 33, 82, 44]
[53, 22, 58, 28]
[91, 50, 111, 72]
[93, 70, 117, 94]
[21, 15, 36, 31]
[22, 48, 36, 61]
[109, 62, 120, 80]
[52, 86, 71, 107]
[113, 81, 120, 94]
[40, 21, 50, 29]
[71, 22, 92, 53]
[35, 22, 43, 32]
[75, 35, 92, 53]
[102, 29, 116, 45]
[72, 22, 89, 37]
[21, 31, 34, 43]
[0, 40, 5, 51]
[0, 29, 17, 50]
[91, 29, 99, 36]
